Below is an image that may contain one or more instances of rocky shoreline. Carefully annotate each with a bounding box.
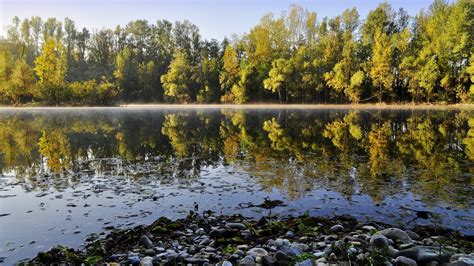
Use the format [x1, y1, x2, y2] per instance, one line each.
[25, 211, 473, 265]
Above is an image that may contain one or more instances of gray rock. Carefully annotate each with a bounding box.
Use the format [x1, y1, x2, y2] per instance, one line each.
[139, 235, 153, 248]
[262, 255, 277, 266]
[450, 253, 474, 266]
[378, 228, 413, 244]
[285, 230, 295, 238]
[144, 249, 155, 256]
[226, 222, 247, 230]
[404, 230, 420, 240]
[362, 225, 377, 231]
[295, 258, 313, 266]
[395, 246, 450, 263]
[240, 255, 255, 264]
[222, 260, 233, 266]
[313, 251, 325, 258]
[281, 246, 303, 256]
[329, 224, 344, 233]
[237, 244, 250, 250]
[140, 256, 153, 266]
[290, 243, 309, 252]
[128, 255, 140, 265]
[395, 256, 417, 266]
[370, 234, 390, 248]
[247, 247, 269, 258]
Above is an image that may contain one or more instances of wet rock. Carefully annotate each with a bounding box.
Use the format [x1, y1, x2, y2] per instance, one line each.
[295, 258, 313, 266]
[378, 228, 413, 244]
[370, 234, 390, 248]
[139, 235, 153, 248]
[290, 243, 309, 252]
[395, 256, 417, 266]
[313, 251, 325, 258]
[450, 254, 474, 266]
[247, 247, 268, 258]
[329, 224, 344, 233]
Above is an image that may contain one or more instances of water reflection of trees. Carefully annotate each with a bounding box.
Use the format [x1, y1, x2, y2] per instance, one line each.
[0, 110, 472, 207]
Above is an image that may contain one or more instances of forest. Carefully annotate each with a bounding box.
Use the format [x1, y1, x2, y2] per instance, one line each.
[0, 0, 473, 105]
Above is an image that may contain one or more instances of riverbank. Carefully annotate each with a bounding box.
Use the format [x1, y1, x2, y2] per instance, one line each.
[25, 211, 474, 265]
[0, 103, 473, 110]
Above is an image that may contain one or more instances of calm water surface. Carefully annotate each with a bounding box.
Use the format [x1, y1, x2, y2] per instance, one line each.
[0, 108, 473, 264]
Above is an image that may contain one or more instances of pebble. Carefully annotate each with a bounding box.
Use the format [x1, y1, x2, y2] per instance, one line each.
[329, 224, 344, 233]
[226, 222, 247, 230]
[139, 235, 153, 248]
[140, 256, 153, 266]
[295, 258, 313, 266]
[370, 234, 390, 248]
[240, 255, 255, 264]
[247, 247, 269, 258]
[395, 256, 417, 266]
[378, 228, 413, 244]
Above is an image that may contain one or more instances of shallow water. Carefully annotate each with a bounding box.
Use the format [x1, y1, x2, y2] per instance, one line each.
[0, 108, 473, 264]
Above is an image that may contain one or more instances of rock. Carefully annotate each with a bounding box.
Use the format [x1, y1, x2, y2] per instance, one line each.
[140, 256, 153, 266]
[377, 228, 413, 244]
[370, 234, 390, 248]
[329, 224, 344, 233]
[450, 254, 474, 266]
[280, 246, 303, 256]
[395, 246, 450, 264]
[285, 230, 295, 238]
[240, 255, 255, 264]
[226, 222, 247, 230]
[222, 260, 233, 266]
[395, 256, 417, 266]
[362, 225, 377, 231]
[422, 238, 434, 246]
[247, 247, 269, 258]
[144, 249, 155, 256]
[128, 255, 141, 265]
[399, 243, 415, 250]
[139, 235, 153, 248]
[262, 255, 277, 266]
[404, 230, 420, 240]
[290, 243, 309, 252]
[295, 258, 313, 266]
[237, 244, 250, 250]
[274, 250, 288, 261]
[313, 251, 325, 258]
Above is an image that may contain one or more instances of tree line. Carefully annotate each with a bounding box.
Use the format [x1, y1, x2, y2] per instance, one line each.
[0, 0, 473, 105]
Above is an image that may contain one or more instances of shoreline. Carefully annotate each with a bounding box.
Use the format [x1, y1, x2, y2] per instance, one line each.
[0, 103, 473, 110]
[26, 211, 474, 265]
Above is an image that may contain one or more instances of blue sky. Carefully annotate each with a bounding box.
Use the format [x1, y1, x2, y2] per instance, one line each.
[1, 0, 434, 40]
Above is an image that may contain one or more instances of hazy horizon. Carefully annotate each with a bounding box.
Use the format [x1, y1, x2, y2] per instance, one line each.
[1, 0, 434, 40]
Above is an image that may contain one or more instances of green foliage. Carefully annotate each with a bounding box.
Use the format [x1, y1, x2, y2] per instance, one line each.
[1, 0, 473, 105]
[34, 38, 68, 104]
[161, 50, 194, 103]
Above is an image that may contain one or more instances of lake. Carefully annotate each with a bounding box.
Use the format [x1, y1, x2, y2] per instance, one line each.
[0, 107, 473, 264]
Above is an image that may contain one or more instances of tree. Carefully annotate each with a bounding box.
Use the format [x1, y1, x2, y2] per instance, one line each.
[8, 58, 36, 103]
[220, 45, 240, 102]
[160, 50, 194, 103]
[34, 38, 68, 104]
[114, 47, 138, 100]
[370, 29, 394, 103]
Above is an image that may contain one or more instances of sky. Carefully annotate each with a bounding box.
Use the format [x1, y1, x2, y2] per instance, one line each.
[1, 0, 435, 40]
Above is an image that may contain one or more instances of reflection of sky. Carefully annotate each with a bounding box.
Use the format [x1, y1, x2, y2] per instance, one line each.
[1, 0, 434, 40]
